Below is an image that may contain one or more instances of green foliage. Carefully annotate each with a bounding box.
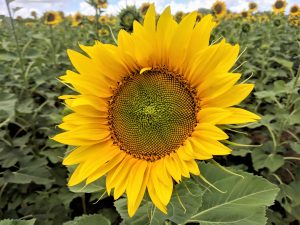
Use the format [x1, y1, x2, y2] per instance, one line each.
[63, 214, 110, 225]
[114, 162, 279, 225]
[0, 219, 36, 225]
[0, 8, 299, 225]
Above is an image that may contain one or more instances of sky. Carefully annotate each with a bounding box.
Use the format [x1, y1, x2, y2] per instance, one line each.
[0, 0, 299, 18]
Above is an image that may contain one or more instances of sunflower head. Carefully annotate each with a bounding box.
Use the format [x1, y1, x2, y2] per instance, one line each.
[72, 12, 82, 27]
[290, 5, 300, 16]
[174, 11, 185, 22]
[31, 10, 37, 19]
[54, 5, 260, 217]
[140, 3, 151, 16]
[241, 10, 250, 19]
[93, 0, 107, 9]
[248, 2, 258, 12]
[242, 22, 251, 32]
[196, 12, 203, 23]
[273, 18, 282, 26]
[98, 28, 110, 37]
[99, 15, 108, 23]
[118, 6, 142, 32]
[212, 0, 227, 18]
[288, 14, 300, 26]
[44, 11, 62, 25]
[272, 0, 287, 14]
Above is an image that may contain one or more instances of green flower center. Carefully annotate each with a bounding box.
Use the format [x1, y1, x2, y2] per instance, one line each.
[109, 68, 198, 161]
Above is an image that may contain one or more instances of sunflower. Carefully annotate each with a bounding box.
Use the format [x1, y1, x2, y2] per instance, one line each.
[140, 3, 151, 16]
[99, 15, 108, 24]
[31, 10, 37, 19]
[118, 6, 142, 32]
[272, 0, 287, 14]
[44, 11, 62, 25]
[93, 0, 107, 9]
[53, 5, 260, 217]
[248, 2, 258, 12]
[98, 27, 109, 37]
[72, 12, 82, 27]
[196, 12, 203, 23]
[175, 11, 185, 22]
[290, 5, 300, 16]
[241, 10, 250, 19]
[211, 0, 227, 18]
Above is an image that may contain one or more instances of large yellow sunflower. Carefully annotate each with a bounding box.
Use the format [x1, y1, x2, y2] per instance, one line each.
[211, 0, 227, 18]
[53, 5, 260, 217]
[44, 11, 62, 25]
[272, 0, 287, 14]
[290, 5, 300, 16]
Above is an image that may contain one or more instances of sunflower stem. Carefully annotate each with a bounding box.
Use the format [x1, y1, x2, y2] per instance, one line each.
[81, 194, 87, 214]
[95, 7, 100, 39]
[49, 25, 57, 66]
[5, 0, 26, 77]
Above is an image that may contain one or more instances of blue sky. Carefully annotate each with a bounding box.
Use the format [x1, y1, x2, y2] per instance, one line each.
[0, 0, 299, 17]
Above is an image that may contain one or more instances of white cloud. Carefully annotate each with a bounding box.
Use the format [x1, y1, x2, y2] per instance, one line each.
[0, 0, 298, 18]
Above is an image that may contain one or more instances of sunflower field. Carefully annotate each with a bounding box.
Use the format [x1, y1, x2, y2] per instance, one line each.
[1, 0, 300, 225]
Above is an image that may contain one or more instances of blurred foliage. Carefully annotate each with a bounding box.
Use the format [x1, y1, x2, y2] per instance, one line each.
[0, 2, 300, 225]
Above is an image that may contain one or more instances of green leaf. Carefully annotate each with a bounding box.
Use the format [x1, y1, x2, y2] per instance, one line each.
[271, 57, 294, 70]
[251, 149, 284, 172]
[69, 177, 106, 193]
[0, 219, 36, 225]
[0, 93, 17, 122]
[187, 162, 279, 225]
[63, 214, 110, 225]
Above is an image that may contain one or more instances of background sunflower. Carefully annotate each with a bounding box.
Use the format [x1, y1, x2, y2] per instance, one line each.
[44, 11, 62, 25]
[211, 0, 227, 18]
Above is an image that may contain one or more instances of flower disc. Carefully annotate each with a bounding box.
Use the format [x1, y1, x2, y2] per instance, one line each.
[109, 68, 197, 161]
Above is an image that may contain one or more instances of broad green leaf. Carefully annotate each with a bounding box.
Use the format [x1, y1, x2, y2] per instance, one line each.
[186, 162, 279, 225]
[0, 93, 17, 122]
[69, 177, 106, 193]
[251, 149, 284, 172]
[63, 214, 110, 225]
[271, 57, 294, 70]
[278, 181, 300, 220]
[0, 219, 36, 225]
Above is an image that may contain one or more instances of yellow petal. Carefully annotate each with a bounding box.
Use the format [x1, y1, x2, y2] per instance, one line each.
[218, 107, 261, 124]
[63, 141, 116, 165]
[127, 160, 148, 217]
[150, 162, 173, 206]
[201, 84, 254, 108]
[147, 177, 167, 214]
[193, 123, 229, 140]
[186, 15, 216, 59]
[86, 152, 125, 185]
[197, 73, 241, 100]
[197, 107, 231, 124]
[185, 160, 200, 175]
[130, 163, 152, 216]
[164, 155, 181, 183]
